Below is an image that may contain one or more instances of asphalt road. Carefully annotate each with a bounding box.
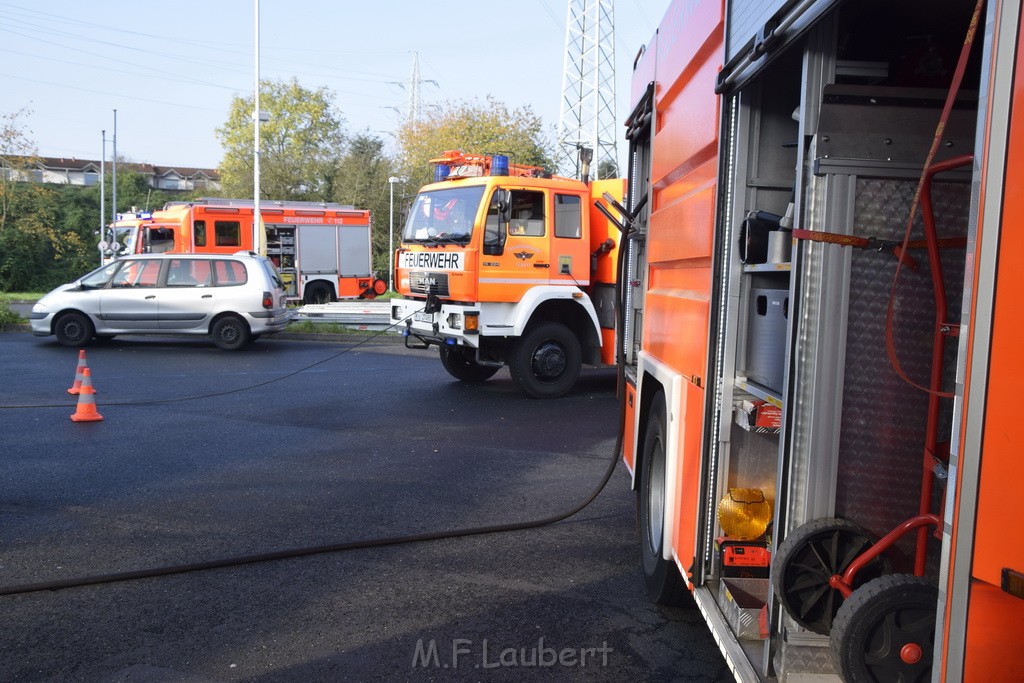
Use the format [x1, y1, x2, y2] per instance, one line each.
[0, 332, 730, 682]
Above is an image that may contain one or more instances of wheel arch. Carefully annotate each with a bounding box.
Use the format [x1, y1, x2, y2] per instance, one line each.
[207, 310, 251, 334]
[521, 297, 602, 365]
[303, 278, 336, 303]
[51, 308, 95, 334]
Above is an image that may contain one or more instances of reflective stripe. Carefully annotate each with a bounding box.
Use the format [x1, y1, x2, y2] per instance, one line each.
[478, 278, 590, 285]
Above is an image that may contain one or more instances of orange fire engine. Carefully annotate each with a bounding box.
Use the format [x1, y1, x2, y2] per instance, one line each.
[621, 0, 1024, 680]
[389, 150, 623, 398]
[101, 199, 384, 302]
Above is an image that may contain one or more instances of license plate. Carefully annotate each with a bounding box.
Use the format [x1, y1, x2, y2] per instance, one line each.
[413, 311, 433, 323]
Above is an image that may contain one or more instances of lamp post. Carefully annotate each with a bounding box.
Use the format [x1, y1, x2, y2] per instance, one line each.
[388, 176, 400, 292]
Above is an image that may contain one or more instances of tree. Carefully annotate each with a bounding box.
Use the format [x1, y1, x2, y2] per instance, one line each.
[328, 133, 401, 274]
[216, 78, 347, 200]
[0, 107, 43, 231]
[396, 96, 556, 192]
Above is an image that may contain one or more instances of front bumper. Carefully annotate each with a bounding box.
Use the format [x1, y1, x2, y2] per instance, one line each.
[390, 298, 480, 348]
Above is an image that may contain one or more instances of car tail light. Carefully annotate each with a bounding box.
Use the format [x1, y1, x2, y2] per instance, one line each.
[262, 291, 273, 309]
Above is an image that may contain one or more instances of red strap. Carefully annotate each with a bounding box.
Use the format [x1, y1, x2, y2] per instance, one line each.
[884, 0, 983, 398]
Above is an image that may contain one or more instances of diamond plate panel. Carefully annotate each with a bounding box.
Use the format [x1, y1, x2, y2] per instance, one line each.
[835, 178, 968, 575]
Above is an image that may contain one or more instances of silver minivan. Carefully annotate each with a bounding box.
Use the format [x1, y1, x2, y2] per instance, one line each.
[30, 252, 289, 350]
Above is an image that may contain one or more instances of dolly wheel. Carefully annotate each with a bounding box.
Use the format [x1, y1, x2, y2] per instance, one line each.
[772, 518, 892, 635]
[830, 574, 937, 683]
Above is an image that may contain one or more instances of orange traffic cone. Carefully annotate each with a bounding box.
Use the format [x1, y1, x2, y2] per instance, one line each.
[67, 349, 89, 395]
[70, 368, 103, 422]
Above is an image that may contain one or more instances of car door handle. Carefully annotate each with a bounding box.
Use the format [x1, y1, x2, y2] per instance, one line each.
[145, 295, 156, 299]
[202, 294, 213, 299]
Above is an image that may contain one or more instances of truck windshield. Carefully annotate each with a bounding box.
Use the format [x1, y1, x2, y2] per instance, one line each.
[109, 225, 138, 256]
[402, 186, 485, 244]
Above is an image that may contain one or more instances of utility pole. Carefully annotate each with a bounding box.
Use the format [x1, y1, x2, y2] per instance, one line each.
[100, 130, 105, 264]
[111, 109, 117, 226]
[253, 0, 262, 253]
[556, 0, 618, 180]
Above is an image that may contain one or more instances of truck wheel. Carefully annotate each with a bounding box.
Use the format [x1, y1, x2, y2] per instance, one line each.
[508, 322, 581, 398]
[637, 391, 690, 606]
[439, 345, 499, 383]
[54, 312, 95, 347]
[773, 518, 892, 635]
[830, 575, 937, 683]
[211, 315, 251, 351]
[304, 283, 332, 305]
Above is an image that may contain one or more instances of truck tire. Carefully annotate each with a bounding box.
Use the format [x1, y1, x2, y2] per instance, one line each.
[637, 391, 690, 606]
[211, 315, 251, 351]
[508, 322, 581, 399]
[54, 312, 95, 347]
[830, 574, 937, 683]
[439, 345, 499, 383]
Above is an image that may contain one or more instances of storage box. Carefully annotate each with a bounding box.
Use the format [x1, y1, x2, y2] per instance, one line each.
[745, 288, 788, 392]
[718, 578, 769, 641]
[734, 399, 782, 433]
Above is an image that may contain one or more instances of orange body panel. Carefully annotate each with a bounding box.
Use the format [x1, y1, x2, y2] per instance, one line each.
[639, 0, 723, 576]
[956, 29, 1024, 676]
[623, 383, 638, 473]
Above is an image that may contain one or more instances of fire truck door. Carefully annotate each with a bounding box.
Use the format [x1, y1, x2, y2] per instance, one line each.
[548, 192, 589, 285]
[478, 188, 551, 303]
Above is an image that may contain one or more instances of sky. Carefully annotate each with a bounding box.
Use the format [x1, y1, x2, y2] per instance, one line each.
[0, 1, 670, 173]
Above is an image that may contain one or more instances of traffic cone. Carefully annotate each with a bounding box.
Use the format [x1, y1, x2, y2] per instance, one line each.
[67, 350, 89, 395]
[70, 368, 103, 422]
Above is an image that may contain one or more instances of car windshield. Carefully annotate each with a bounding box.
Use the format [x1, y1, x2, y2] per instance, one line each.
[402, 185, 486, 244]
[78, 261, 123, 289]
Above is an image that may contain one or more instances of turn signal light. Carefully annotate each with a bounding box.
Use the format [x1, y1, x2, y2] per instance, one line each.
[465, 311, 479, 333]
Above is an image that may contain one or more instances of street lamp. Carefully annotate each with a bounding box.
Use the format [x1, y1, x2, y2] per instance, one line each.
[388, 176, 402, 292]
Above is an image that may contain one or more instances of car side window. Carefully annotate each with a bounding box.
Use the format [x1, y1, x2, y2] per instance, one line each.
[213, 260, 248, 287]
[166, 259, 212, 287]
[111, 260, 162, 288]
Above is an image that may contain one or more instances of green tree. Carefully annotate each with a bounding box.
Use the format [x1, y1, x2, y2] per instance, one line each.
[329, 133, 401, 274]
[0, 107, 43, 231]
[396, 96, 556, 192]
[216, 78, 347, 201]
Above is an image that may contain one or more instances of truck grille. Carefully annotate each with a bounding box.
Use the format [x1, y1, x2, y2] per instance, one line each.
[409, 271, 450, 296]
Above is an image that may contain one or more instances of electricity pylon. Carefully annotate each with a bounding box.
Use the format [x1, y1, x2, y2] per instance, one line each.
[556, 0, 618, 180]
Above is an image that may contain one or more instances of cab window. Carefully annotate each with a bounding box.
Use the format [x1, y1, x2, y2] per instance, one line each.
[194, 220, 207, 247]
[554, 194, 582, 238]
[111, 259, 162, 288]
[507, 190, 545, 237]
[214, 221, 241, 247]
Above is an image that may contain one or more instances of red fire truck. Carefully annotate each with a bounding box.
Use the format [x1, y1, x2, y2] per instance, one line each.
[621, 0, 1024, 680]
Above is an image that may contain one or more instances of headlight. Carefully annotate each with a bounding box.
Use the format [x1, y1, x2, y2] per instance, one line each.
[32, 303, 46, 314]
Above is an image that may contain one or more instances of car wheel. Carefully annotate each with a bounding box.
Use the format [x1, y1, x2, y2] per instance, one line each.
[638, 391, 691, 606]
[211, 315, 251, 351]
[54, 312, 95, 347]
[507, 322, 581, 398]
